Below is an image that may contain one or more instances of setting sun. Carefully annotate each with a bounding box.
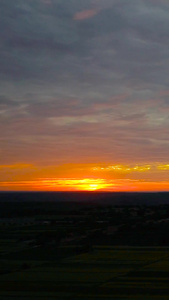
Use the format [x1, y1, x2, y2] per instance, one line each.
[76, 179, 112, 191]
[73, 179, 105, 191]
[40, 178, 112, 191]
[87, 184, 99, 191]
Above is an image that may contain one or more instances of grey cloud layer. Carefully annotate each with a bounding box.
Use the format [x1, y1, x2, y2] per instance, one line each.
[0, 0, 169, 164]
[1, 0, 169, 83]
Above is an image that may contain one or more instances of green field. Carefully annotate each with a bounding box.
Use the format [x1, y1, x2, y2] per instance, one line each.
[1, 247, 169, 299]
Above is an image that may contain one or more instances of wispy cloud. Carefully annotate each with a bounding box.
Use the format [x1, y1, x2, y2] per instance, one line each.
[73, 8, 100, 20]
[0, 164, 33, 170]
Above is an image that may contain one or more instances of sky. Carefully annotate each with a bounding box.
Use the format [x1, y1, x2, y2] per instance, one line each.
[0, 0, 169, 191]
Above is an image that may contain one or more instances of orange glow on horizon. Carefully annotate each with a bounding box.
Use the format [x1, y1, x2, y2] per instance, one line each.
[0, 162, 169, 192]
[0, 177, 169, 192]
[40, 178, 113, 191]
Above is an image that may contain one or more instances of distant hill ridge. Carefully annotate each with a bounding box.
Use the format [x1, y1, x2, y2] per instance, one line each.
[0, 191, 169, 206]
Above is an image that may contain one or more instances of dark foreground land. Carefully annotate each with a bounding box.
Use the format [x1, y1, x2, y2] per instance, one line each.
[0, 191, 169, 299]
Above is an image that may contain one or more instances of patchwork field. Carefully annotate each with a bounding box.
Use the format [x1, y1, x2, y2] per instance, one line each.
[1, 247, 169, 299]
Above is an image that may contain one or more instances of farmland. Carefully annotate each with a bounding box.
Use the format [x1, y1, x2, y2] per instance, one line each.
[1, 247, 169, 299]
[1, 192, 169, 299]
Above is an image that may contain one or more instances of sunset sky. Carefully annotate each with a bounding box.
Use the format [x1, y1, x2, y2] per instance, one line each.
[0, 0, 169, 191]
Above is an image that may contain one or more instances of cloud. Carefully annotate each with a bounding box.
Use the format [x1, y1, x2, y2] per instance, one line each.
[73, 8, 100, 20]
[0, 163, 33, 170]
[0, 95, 16, 106]
[0, 0, 169, 173]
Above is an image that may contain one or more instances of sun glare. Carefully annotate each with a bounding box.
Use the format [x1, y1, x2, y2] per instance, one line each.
[88, 184, 99, 191]
[39, 178, 112, 191]
[1, 173, 169, 192]
[70, 178, 112, 191]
